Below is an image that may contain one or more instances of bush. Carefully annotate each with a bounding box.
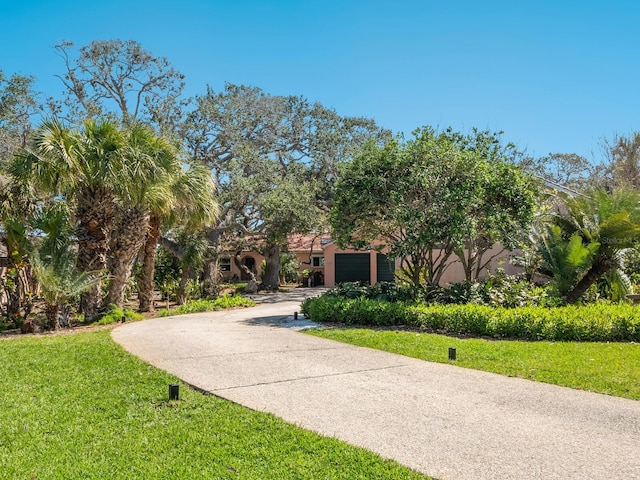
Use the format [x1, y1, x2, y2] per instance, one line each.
[301, 296, 640, 342]
[325, 272, 560, 308]
[94, 306, 144, 326]
[158, 294, 255, 317]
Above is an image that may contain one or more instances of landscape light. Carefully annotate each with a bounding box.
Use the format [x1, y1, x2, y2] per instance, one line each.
[169, 383, 179, 400]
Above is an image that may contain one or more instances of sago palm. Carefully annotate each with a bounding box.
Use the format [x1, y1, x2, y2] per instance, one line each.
[537, 224, 599, 297]
[547, 188, 640, 303]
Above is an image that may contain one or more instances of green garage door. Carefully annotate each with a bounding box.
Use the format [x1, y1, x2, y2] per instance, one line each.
[335, 253, 370, 284]
[376, 253, 396, 283]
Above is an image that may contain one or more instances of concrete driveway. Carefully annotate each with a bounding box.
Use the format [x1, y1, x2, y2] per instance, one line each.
[112, 295, 640, 479]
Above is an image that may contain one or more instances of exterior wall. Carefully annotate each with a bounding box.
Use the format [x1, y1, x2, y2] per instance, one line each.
[323, 243, 401, 287]
[220, 253, 265, 282]
[324, 243, 521, 287]
[438, 245, 522, 285]
[220, 250, 326, 284]
[293, 252, 325, 285]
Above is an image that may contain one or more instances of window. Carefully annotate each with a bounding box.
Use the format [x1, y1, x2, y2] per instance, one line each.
[312, 256, 324, 267]
[220, 257, 231, 272]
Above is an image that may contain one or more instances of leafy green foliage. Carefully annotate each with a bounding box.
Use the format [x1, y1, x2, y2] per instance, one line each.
[302, 296, 640, 342]
[158, 295, 256, 316]
[0, 70, 40, 165]
[330, 127, 538, 287]
[279, 252, 299, 283]
[153, 246, 182, 292]
[186, 83, 389, 288]
[324, 273, 557, 308]
[93, 306, 144, 325]
[540, 188, 640, 303]
[537, 224, 599, 296]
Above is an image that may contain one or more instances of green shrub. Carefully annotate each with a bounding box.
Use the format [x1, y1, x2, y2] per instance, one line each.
[302, 296, 640, 342]
[325, 272, 559, 308]
[158, 294, 255, 317]
[94, 306, 144, 325]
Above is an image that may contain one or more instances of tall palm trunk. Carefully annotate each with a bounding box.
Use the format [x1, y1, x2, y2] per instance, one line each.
[76, 187, 115, 320]
[138, 215, 161, 312]
[106, 206, 150, 308]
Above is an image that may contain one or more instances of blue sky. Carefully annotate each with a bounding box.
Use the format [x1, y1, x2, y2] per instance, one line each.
[1, 0, 639, 160]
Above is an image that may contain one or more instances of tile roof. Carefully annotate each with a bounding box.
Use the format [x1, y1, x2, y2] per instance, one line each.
[286, 233, 331, 253]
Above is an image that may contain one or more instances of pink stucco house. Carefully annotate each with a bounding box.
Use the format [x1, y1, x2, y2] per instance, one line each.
[222, 233, 519, 287]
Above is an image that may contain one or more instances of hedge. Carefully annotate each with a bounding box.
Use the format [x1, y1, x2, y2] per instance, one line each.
[300, 296, 640, 342]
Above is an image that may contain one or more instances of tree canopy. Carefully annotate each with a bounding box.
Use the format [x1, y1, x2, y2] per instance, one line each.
[331, 127, 539, 286]
[185, 83, 390, 288]
[52, 39, 186, 129]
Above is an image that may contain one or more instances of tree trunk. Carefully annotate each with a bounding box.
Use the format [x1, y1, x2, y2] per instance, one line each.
[76, 187, 115, 320]
[45, 303, 59, 331]
[233, 249, 257, 283]
[565, 261, 612, 304]
[138, 215, 161, 313]
[106, 207, 150, 308]
[202, 258, 220, 298]
[202, 229, 222, 298]
[5, 266, 22, 321]
[176, 266, 195, 305]
[260, 242, 280, 290]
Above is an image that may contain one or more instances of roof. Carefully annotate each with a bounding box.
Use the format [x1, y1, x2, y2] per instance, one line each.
[537, 176, 586, 197]
[286, 233, 332, 253]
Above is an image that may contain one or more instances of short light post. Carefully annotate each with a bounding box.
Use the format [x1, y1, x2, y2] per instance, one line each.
[448, 347, 457, 361]
[169, 383, 179, 401]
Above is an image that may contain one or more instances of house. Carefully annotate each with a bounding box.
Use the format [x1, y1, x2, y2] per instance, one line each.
[221, 233, 331, 285]
[323, 242, 521, 287]
[319, 176, 573, 286]
[222, 234, 520, 287]
[223, 177, 573, 287]
[322, 241, 398, 287]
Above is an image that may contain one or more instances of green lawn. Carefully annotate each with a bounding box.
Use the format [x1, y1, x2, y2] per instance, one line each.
[306, 328, 640, 401]
[0, 330, 427, 479]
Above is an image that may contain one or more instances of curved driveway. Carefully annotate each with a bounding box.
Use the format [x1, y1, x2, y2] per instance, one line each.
[112, 293, 640, 479]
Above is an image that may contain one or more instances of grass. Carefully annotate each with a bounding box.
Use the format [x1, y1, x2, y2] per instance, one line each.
[0, 330, 427, 479]
[306, 328, 640, 401]
[94, 306, 144, 325]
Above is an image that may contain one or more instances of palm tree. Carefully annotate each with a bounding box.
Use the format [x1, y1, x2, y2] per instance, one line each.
[138, 163, 218, 312]
[0, 175, 38, 322]
[537, 224, 598, 297]
[105, 124, 182, 308]
[546, 188, 640, 303]
[10, 118, 160, 319]
[31, 253, 100, 330]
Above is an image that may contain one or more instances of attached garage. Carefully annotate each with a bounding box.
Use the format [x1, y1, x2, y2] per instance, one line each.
[376, 253, 396, 283]
[335, 253, 370, 284]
